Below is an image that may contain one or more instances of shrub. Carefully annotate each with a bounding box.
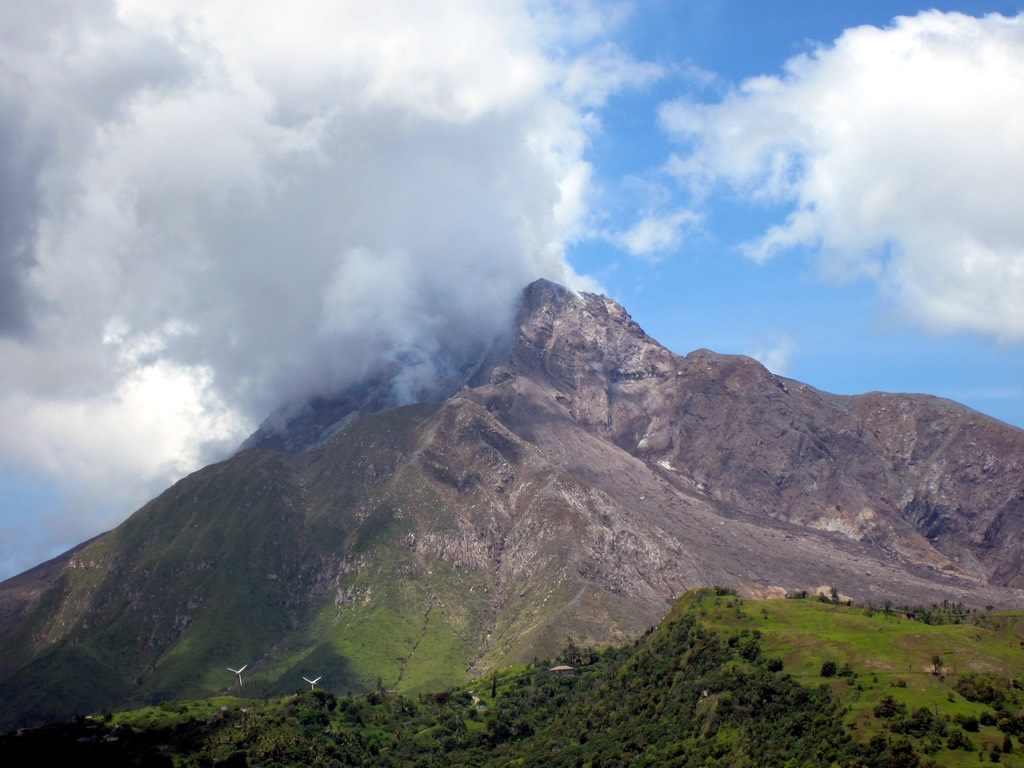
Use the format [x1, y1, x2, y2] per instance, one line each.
[892, 707, 945, 739]
[820, 661, 838, 678]
[946, 728, 975, 752]
[998, 714, 1024, 737]
[955, 714, 980, 733]
[955, 673, 1007, 708]
[874, 696, 908, 719]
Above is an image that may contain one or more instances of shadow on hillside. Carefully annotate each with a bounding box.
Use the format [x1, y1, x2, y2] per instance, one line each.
[268, 643, 362, 697]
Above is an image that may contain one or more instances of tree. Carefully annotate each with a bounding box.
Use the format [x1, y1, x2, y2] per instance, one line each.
[874, 696, 907, 719]
[562, 637, 582, 666]
[820, 661, 838, 678]
[947, 728, 975, 751]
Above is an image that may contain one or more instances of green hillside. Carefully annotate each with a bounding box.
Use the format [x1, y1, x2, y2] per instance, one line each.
[4, 590, 1022, 766]
[698, 594, 1023, 735]
[1, 400, 637, 729]
[661, 592, 1024, 767]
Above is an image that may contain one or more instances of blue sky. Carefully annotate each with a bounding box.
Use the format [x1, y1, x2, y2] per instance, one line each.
[1, 0, 1023, 579]
[580, 0, 1024, 424]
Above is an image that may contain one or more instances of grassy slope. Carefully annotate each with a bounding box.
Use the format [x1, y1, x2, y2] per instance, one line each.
[0, 449, 309, 723]
[693, 593, 1024, 767]
[4, 590, 1023, 766]
[0, 404, 488, 726]
[0, 398, 666, 731]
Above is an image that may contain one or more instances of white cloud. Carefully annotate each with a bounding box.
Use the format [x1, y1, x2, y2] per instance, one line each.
[660, 11, 1024, 340]
[616, 208, 701, 258]
[748, 333, 796, 376]
[562, 42, 663, 107]
[0, 0, 654, 576]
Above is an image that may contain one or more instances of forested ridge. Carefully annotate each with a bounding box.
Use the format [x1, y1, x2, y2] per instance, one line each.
[3, 590, 1022, 767]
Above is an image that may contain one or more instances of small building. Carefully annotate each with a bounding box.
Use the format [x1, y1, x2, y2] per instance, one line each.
[548, 665, 575, 677]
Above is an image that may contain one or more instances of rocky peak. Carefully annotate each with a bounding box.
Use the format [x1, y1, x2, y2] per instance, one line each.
[469, 282, 1024, 592]
[508, 279, 676, 392]
[243, 279, 642, 454]
[515, 277, 578, 318]
[243, 277, 1024, 590]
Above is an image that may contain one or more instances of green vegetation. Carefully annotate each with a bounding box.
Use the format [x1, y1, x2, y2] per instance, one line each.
[4, 590, 1022, 766]
[2, 402, 641, 730]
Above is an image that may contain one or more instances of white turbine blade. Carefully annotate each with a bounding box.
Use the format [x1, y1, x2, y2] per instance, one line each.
[227, 667, 238, 673]
[237, 665, 247, 673]
[303, 677, 313, 684]
[312, 677, 321, 684]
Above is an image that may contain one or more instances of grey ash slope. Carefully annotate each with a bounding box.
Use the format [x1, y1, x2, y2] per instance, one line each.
[468, 279, 1024, 593]
[0, 278, 1021, 729]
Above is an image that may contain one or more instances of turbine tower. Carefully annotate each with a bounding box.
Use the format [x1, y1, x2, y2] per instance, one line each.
[303, 675, 322, 691]
[227, 664, 247, 692]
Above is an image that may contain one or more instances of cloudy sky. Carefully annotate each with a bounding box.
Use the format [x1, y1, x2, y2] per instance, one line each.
[2, 0, 1023, 579]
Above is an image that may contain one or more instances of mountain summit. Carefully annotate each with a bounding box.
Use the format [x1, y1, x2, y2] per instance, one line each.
[1, 279, 1022, 727]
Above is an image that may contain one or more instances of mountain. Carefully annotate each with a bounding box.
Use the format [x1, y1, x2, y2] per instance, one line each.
[1, 278, 1022, 729]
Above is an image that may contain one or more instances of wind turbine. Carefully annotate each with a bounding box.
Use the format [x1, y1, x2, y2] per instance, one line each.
[303, 675, 322, 690]
[227, 665, 247, 691]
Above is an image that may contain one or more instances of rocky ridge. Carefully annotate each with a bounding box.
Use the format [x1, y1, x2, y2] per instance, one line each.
[0, 278, 1021, 728]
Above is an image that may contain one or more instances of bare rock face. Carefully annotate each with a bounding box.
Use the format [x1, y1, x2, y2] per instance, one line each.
[1, 277, 1022, 728]
[466, 279, 1024, 596]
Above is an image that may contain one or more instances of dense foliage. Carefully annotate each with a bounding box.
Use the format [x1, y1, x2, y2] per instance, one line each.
[3, 591, 1022, 767]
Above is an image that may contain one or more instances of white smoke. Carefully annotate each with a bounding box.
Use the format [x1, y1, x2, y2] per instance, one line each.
[0, 0, 658, 577]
